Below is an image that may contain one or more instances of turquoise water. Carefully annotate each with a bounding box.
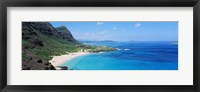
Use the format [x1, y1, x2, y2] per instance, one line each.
[63, 41, 178, 70]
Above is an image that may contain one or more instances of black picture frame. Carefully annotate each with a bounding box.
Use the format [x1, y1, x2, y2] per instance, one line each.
[0, 0, 200, 92]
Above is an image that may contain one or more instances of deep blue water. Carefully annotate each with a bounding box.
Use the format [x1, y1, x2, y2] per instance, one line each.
[63, 41, 178, 70]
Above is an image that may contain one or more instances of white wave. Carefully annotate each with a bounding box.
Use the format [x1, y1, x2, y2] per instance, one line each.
[124, 49, 130, 50]
[99, 52, 105, 53]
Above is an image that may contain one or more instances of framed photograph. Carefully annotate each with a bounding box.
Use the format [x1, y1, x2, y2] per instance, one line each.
[1, 0, 200, 92]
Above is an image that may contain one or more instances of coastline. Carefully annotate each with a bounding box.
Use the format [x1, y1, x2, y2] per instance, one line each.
[49, 52, 91, 69]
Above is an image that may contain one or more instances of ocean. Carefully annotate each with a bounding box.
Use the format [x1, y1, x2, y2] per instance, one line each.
[63, 41, 178, 70]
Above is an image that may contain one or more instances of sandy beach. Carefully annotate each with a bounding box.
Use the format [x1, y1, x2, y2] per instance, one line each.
[49, 52, 90, 68]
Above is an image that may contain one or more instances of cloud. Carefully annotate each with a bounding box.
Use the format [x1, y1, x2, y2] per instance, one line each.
[113, 27, 117, 30]
[74, 32, 79, 35]
[83, 32, 95, 37]
[81, 31, 109, 40]
[71, 32, 79, 35]
[83, 31, 107, 37]
[134, 23, 141, 27]
[98, 31, 107, 35]
[97, 22, 104, 25]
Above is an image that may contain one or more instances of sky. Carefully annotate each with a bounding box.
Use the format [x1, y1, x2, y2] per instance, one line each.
[50, 22, 178, 41]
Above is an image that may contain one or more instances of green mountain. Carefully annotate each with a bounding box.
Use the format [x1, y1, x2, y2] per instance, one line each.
[22, 22, 80, 70]
[55, 26, 79, 43]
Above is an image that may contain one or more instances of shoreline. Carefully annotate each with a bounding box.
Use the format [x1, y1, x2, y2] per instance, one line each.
[49, 52, 91, 69]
